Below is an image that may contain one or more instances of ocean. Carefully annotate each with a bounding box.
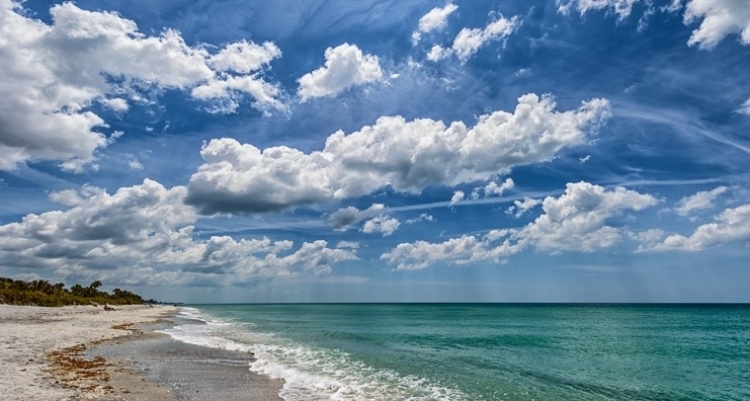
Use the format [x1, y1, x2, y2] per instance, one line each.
[160, 304, 750, 400]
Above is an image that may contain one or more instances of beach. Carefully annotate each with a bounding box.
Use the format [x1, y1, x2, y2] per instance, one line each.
[4, 303, 749, 400]
[0, 304, 283, 400]
[0, 304, 178, 400]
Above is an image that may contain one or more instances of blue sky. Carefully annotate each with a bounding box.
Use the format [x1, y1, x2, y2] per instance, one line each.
[1, 0, 749, 303]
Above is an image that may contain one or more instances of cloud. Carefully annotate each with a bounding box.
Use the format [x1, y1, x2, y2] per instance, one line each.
[329, 204, 385, 230]
[452, 15, 519, 62]
[0, 1, 283, 171]
[427, 45, 450, 61]
[559, 0, 750, 50]
[0, 179, 195, 271]
[297, 43, 383, 101]
[257, 240, 356, 276]
[647, 204, 750, 251]
[0, 179, 356, 285]
[101, 98, 129, 112]
[382, 236, 500, 271]
[560, 1, 750, 122]
[485, 178, 516, 196]
[208, 40, 282, 74]
[683, 0, 750, 49]
[450, 191, 465, 205]
[631, 228, 666, 249]
[423, 14, 518, 62]
[557, 0, 640, 20]
[336, 241, 360, 249]
[674, 186, 728, 216]
[412, 4, 459, 45]
[328, 204, 399, 235]
[382, 181, 657, 270]
[191, 74, 283, 115]
[507, 197, 542, 218]
[362, 216, 400, 236]
[741, 98, 750, 115]
[406, 214, 435, 224]
[128, 158, 144, 171]
[512, 181, 658, 252]
[471, 178, 514, 199]
[185, 94, 611, 214]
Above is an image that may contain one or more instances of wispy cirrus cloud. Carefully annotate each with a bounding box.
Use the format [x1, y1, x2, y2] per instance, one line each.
[557, 0, 640, 20]
[559, 0, 750, 50]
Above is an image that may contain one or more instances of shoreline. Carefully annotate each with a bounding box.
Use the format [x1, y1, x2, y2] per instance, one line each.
[0, 304, 179, 400]
[0, 303, 284, 401]
[90, 318, 284, 401]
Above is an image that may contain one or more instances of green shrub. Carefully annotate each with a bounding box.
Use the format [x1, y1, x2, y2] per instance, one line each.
[0, 277, 146, 306]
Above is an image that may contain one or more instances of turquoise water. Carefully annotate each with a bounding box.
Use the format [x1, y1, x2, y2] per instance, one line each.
[162, 304, 750, 400]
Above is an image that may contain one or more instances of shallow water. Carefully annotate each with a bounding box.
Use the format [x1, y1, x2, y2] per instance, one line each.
[89, 321, 283, 400]
[161, 304, 750, 400]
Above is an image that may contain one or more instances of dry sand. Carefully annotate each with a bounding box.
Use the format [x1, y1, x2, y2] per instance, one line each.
[0, 304, 178, 400]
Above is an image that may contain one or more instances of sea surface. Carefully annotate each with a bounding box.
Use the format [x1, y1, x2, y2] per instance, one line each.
[160, 304, 750, 400]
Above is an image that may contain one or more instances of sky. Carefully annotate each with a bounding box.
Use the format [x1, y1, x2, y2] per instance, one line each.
[1, 0, 749, 303]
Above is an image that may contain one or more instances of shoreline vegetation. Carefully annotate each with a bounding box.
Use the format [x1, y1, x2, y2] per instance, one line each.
[0, 277, 146, 307]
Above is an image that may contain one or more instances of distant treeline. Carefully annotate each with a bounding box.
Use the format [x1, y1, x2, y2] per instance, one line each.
[0, 277, 145, 307]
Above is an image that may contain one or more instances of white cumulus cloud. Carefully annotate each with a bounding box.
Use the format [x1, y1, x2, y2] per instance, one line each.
[0, 179, 356, 285]
[362, 216, 401, 236]
[329, 204, 385, 230]
[427, 45, 450, 61]
[683, 0, 750, 49]
[507, 196, 542, 218]
[647, 204, 750, 251]
[382, 181, 657, 270]
[472, 178, 514, 199]
[450, 191, 465, 205]
[128, 159, 144, 171]
[513, 181, 658, 252]
[452, 15, 519, 62]
[0, 1, 283, 171]
[412, 4, 459, 45]
[382, 236, 499, 271]
[336, 241, 360, 249]
[101, 98, 129, 112]
[674, 186, 728, 216]
[297, 43, 383, 101]
[186, 94, 611, 214]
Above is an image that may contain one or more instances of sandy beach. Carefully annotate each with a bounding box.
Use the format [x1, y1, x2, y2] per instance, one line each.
[0, 304, 178, 400]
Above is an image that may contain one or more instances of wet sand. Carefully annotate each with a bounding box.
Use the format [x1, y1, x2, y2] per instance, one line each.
[89, 322, 283, 401]
[0, 304, 283, 400]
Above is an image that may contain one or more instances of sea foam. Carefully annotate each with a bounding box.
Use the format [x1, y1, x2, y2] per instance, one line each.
[160, 307, 468, 401]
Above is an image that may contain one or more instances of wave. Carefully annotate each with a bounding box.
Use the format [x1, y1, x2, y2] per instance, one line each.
[160, 307, 468, 401]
